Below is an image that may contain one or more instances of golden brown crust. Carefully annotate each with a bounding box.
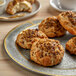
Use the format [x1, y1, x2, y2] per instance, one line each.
[30, 39, 64, 66]
[6, 0, 32, 15]
[58, 11, 76, 35]
[6, 1, 14, 15]
[66, 37, 76, 55]
[38, 16, 66, 37]
[16, 29, 48, 49]
[25, 0, 35, 4]
[15, 0, 35, 4]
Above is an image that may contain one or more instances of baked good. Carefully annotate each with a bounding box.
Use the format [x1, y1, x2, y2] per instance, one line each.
[38, 16, 66, 37]
[16, 29, 48, 49]
[30, 39, 64, 66]
[6, 0, 32, 15]
[66, 37, 76, 55]
[58, 11, 76, 35]
[25, 0, 35, 4]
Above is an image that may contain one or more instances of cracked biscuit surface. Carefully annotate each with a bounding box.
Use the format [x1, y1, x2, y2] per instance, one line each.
[16, 29, 48, 49]
[38, 16, 66, 37]
[6, 0, 32, 15]
[30, 39, 64, 66]
[58, 11, 76, 35]
[66, 37, 76, 55]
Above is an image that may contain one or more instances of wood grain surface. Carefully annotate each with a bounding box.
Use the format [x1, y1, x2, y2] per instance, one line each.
[0, 0, 60, 76]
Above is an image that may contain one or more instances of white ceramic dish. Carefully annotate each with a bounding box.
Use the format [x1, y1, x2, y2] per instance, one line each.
[0, 0, 41, 21]
[50, 0, 76, 12]
[0, 0, 6, 15]
[59, 0, 76, 10]
[4, 19, 76, 76]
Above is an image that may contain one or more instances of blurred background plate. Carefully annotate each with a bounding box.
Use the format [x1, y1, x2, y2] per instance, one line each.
[4, 19, 76, 76]
[50, 0, 76, 12]
[0, 0, 41, 21]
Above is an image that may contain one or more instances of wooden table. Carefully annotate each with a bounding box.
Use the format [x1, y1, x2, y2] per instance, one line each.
[0, 0, 60, 76]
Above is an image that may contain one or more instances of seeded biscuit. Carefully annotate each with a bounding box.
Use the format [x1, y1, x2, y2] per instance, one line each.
[38, 16, 66, 37]
[30, 39, 64, 66]
[6, 0, 32, 15]
[58, 11, 76, 35]
[16, 29, 48, 49]
[66, 37, 76, 55]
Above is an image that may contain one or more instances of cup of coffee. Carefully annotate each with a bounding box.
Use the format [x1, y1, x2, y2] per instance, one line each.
[58, 0, 76, 10]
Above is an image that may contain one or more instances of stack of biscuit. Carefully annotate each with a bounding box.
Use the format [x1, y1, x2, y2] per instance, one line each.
[16, 11, 76, 66]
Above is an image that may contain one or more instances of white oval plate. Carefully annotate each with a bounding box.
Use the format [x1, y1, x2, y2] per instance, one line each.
[50, 0, 76, 12]
[4, 19, 76, 76]
[0, 0, 41, 21]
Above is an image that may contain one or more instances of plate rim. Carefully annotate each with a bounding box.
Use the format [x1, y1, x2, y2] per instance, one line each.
[4, 19, 75, 76]
[0, 0, 41, 21]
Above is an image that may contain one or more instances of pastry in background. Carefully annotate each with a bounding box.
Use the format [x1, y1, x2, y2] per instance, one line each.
[39, 16, 66, 37]
[16, 29, 48, 49]
[6, 0, 32, 15]
[25, 0, 35, 4]
[66, 37, 76, 55]
[58, 11, 76, 35]
[30, 39, 64, 66]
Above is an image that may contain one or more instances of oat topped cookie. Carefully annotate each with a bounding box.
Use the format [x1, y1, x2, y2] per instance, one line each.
[30, 39, 64, 66]
[6, 0, 32, 15]
[66, 37, 76, 55]
[38, 16, 66, 37]
[16, 29, 48, 49]
[58, 11, 76, 35]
